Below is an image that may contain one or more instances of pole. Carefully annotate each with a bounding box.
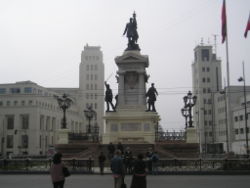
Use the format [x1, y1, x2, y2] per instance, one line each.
[242, 62, 249, 156]
[224, 0, 232, 152]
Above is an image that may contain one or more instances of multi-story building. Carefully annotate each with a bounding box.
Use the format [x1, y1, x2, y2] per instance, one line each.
[214, 86, 250, 154]
[79, 44, 104, 134]
[0, 44, 105, 157]
[0, 81, 83, 157]
[192, 44, 250, 155]
[192, 44, 222, 153]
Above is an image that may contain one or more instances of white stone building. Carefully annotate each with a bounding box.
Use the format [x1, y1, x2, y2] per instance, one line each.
[0, 44, 104, 157]
[192, 44, 222, 153]
[192, 44, 250, 155]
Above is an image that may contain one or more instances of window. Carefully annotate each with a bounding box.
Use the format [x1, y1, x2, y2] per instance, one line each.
[6, 101, 10, 106]
[14, 101, 18, 106]
[0, 101, 3, 106]
[86, 84, 89, 90]
[86, 74, 89, 80]
[207, 78, 210, 82]
[24, 87, 32, 93]
[201, 49, 209, 61]
[207, 88, 211, 93]
[234, 116, 238, 122]
[86, 93, 89, 99]
[6, 115, 14, 129]
[40, 115, 44, 130]
[207, 67, 210, 72]
[95, 75, 98, 80]
[0, 88, 6, 94]
[21, 114, 29, 129]
[7, 135, 14, 148]
[86, 64, 89, 70]
[203, 88, 206, 93]
[240, 128, 244, 134]
[202, 67, 205, 72]
[202, 78, 206, 83]
[95, 64, 98, 70]
[235, 129, 239, 135]
[240, 115, 244, 121]
[21, 100, 25, 106]
[21, 135, 28, 148]
[10, 88, 20, 94]
[94, 103, 97, 109]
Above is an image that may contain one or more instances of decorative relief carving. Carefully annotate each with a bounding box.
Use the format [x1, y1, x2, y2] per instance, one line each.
[125, 71, 138, 89]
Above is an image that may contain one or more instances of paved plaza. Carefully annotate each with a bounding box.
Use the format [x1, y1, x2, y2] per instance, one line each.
[0, 174, 249, 188]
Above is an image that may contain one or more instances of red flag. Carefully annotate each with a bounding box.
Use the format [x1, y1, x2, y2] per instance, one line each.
[244, 12, 250, 38]
[221, 0, 227, 43]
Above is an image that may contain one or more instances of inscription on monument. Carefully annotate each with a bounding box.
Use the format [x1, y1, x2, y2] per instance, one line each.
[121, 123, 141, 131]
[110, 124, 118, 132]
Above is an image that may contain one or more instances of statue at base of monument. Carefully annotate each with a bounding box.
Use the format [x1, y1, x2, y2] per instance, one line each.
[123, 12, 140, 51]
[146, 83, 158, 112]
[105, 82, 116, 112]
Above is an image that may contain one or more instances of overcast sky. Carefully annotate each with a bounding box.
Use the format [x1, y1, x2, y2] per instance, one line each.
[0, 0, 249, 130]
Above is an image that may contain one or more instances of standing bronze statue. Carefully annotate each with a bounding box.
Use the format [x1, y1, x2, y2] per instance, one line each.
[146, 83, 158, 112]
[105, 82, 116, 112]
[123, 12, 140, 51]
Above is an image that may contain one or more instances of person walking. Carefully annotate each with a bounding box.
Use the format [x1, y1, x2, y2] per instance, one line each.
[98, 152, 106, 175]
[130, 153, 147, 188]
[111, 150, 125, 188]
[50, 152, 66, 188]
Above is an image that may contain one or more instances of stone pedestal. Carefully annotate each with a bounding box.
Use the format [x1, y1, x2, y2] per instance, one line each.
[56, 129, 70, 144]
[102, 109, 159, 144]
[186, 127, 198, 143]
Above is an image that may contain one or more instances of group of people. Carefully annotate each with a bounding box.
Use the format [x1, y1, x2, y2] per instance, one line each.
[50, 147, 159, 188]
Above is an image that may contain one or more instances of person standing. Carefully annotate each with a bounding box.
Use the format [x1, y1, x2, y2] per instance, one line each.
[117, 142, 124, 154]
[98, 152, 106, 175]
[50, 152, 65, 188]
[111, 150, 124, 188]
[130, 154, 147, 188]
[108, 142, 116, 159]
[151, 151, 159, 175]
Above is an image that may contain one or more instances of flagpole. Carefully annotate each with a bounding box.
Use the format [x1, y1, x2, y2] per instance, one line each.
[224, 0, 231, 152]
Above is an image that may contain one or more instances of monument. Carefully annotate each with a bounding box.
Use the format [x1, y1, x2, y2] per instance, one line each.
[102, 12, 160, 144]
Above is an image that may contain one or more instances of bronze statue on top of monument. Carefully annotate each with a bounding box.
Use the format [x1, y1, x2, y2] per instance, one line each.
[123, 12, 140, 51]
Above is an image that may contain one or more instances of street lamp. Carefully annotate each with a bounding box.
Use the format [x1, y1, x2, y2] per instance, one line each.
[84, 105, 96, 134]
[182, 91, 197, 128]
[181, 107, 189, 129]
[238, 61, 249, 157]
[55, 94, 73, 129]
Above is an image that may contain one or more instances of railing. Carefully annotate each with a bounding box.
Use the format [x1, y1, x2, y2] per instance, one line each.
[0, 158, 250, 174]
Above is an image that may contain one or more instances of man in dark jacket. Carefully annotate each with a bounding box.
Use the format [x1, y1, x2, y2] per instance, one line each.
[111, 150, 124, 188]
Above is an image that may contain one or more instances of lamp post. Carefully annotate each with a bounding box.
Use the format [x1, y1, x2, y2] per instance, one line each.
[183, 91, 197, 128]
[238, 61, 249, 157]
[84, 105, 96, 134]
[181, 107, 189, 129]
[55, 94, 73, 129]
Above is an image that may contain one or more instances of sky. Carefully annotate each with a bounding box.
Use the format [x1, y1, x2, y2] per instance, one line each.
[0, 0, 249, 131]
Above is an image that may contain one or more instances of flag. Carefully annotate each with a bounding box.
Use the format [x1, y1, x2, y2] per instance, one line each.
[221, 0, 227, 43]
[244, 12, 250, 38]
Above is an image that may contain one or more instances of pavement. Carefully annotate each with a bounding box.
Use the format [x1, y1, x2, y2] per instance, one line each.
[0, 174, 250, 188]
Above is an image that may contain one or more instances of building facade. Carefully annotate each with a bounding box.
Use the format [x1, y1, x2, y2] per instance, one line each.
[0, 44, 105, 157]
[192, 44, 250, 155]
[0, 81, 83, 157]
[192, 44, 222, 153]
